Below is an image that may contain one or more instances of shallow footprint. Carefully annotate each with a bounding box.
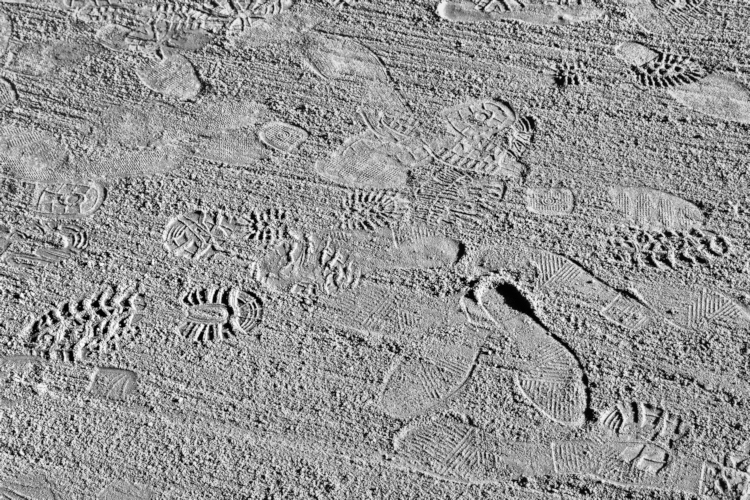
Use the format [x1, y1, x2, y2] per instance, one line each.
[136, 53, 202, 101]
[616, 42, 750, 124]
[624, 0, 707, 35]
[475, 244, 654, 331]
[436, 0, 604, 26]
[670, 73, 750, 125]
[314, 135, 408, 189]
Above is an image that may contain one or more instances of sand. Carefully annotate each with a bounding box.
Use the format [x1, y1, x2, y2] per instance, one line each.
[0, 0, 749, 498]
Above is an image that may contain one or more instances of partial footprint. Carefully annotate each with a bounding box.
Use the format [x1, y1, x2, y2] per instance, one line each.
[616, 42, 750, 124]
[194, 130, 266, 166]
[525, 188, 575, 216]
[257, 231, 361, 297]
[0, 126, 72, 182]
[635, 283, 750, 332]
[624, 0, 708, 35]
[430, 97, 534, 178]
[29, 181, 107, 219]
[413, 167, 507, 230]
[320, 281, 421, 337]
[393, 415, 497, 483]
[300, 32, 389, 84]
[136, 53, 202, 101]
[393, 410, 749, 497]
[670, 73, 750, 125]
[0, 12, 11, 57]
[98, 479, 154, 500]
[334, 226, 462, 272]
[0, 475, 59, 500]
[475, 245, 654, 331]
[23, 285, 145, 363]
[380, 345, 481, 419]
[599, 400, 691, 450]
[437, 0, 604, 26]
[258, 121, 309, 153]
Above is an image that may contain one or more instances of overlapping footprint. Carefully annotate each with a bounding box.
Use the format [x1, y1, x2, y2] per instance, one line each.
[314, 96, 535, 193]
[392, 373, 750, 498]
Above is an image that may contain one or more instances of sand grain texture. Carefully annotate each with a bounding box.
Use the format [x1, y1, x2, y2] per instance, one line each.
[1, 0, 750, 498]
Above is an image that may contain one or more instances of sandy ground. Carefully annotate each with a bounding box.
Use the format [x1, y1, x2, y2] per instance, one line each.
[0, 0, 749, 498]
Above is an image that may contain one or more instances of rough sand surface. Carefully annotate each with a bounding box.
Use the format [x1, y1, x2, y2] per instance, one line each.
[1, 0, 750, 498]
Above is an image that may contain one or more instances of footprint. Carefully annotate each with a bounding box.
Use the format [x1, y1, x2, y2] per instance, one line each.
[163, 210, 237, 261]
[326, 0, 359, 7]
[413, 168, 507, 230]
[0, 104, 189, 182]
[359, 109, 422, 145]
[95, 24, 149, 53]
[320, 281, 420, 337]
[136, 53, 202, 101]
[476, 245, 654, 331]
[635, 283, 750, 332]
[607, 186, 704, 231]
[335, 226, 462, 272]
[616, 42, 750, 124]
[238, 207, 290, 247]
[183, 98, 269, 136]
[599, 400, 691, 450]
[299, 33, 389, 84]
[393, 415, 739, 498]
[299, 31, 403, 112]
[0, 355, 50, 406]
[377, 280, 587, 425]
[554, 60, 589, 87]
[0, 77, 16, 109]
[81, 103, 190, 179]
[478, 282, 587, 427]
[0, 220, 88, 269]
[314, 135, 409, 189]
[436, 0, 604, 26]
[194, 130, 267, 166]
[430, 97, 534, 178]
[377, 290, 492, 419]
[0, 475, 60, 500]
[624, 0, 707, 35]
[380, 344, 481, 419]
[552, 438, 710, 495]
[608, 226, 730, 270]
[98, 479, 154, 500]
[339, 189, 410, 232]
[258, 121, 309, 153]
[87, 367, 138, 401]
[0, 12, 11, 57]
[177, 287, 264, 343]
[257, 232, 362, 297]
[525, 188, 575, 216]
[670, 73, 750, 125]
[0, 126, 73, 182]
[23, 284, 145, 364]
[393, 415, 499, 483]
